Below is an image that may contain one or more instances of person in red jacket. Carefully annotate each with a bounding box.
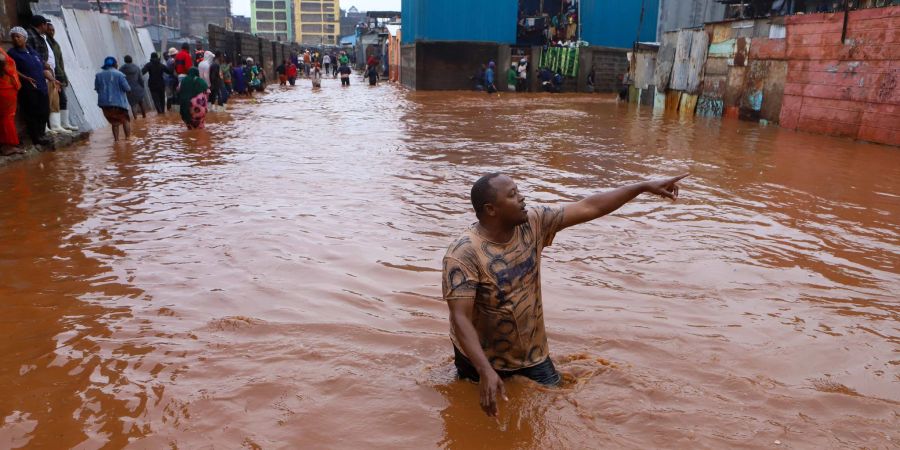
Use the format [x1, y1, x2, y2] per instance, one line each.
[174, 43, 193, 83]
[286, 61, 298, 86]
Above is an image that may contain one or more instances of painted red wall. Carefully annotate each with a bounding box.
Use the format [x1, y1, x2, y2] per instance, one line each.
[778, 6, 899, 146]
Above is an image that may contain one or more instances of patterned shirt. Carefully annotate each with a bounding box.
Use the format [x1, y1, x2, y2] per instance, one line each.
[443, 206, 565, 370]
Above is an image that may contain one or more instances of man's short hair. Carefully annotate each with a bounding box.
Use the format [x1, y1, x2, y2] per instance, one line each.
[181, 43, 190, 50]
[471, 173, 503, 217]
[123, 55, 132, 64]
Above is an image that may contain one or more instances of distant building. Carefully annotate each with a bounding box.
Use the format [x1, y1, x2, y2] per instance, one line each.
[232, 14, 252, 33]
[252, 0, 293, 42]
[340, 6, 365, 39]
[175, 0, 231, 37]
[33, 0, 172, 27]
[293, 0, 340, 46]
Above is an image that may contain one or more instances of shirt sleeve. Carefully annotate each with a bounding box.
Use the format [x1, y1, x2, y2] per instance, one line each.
[442, 256, 479, 302]
[532, 205, 565, 248]
[119, 73, 131, 92]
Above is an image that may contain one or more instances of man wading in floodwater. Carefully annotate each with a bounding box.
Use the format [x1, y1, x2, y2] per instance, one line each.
[442, 173, 688, 417]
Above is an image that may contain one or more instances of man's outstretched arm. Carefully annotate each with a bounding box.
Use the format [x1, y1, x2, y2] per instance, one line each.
[447, 298, 507, 417]
[559, 174, 689, 231]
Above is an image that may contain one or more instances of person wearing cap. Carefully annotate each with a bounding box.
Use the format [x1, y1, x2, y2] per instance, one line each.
[516, 57, 528, 92]
[25, 15, 50, 65]
[8, 26, 51, 146]
[46, 21, 78, 131]
[0, 44, 23, 155]
[94, 57, 132, 142]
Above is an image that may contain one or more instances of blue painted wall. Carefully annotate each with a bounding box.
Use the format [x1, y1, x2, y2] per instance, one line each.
[401, 0, 518, 44]
[581, 0, 660, 48]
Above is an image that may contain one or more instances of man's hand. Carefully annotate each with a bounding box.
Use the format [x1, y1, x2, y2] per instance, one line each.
[479, 368, 507, 417]
[643, 173, 689, 201]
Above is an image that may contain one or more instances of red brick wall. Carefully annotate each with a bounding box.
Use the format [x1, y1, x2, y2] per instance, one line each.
[779, 6, 900, 146]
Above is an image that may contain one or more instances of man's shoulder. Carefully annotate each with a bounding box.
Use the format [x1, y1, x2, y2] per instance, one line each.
[445, 229, 478, 261]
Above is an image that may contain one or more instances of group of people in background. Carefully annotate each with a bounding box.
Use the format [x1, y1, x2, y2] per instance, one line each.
[472, 57, 531, 94]
[2, 21, 378, 152]
[1, 15, 78, 156]
[94, 44, 244, 141]
[276, 49, 358, 89]
[93, 43, 276, 141]
[470, 56, 572, 94]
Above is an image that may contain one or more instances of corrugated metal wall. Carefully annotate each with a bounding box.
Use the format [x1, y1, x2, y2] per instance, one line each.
[581, 0, 660, 48]
[401, 0, 518, 44]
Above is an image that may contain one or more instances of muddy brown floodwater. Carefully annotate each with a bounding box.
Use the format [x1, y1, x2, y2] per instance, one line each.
[1, 78, 898, 449]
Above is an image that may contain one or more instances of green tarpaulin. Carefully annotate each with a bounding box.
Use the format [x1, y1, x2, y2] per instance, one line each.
[539, 47, 579, 78]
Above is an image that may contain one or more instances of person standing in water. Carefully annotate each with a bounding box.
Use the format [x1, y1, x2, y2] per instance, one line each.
[142, 52, 171, 114]
[94, 56, 131, 141]
[176, 67, 208, 129]
[339, 63, 351, 86]
[442, 173, 688, 417]
[119, 55, 146, 119]
[311, 62, 322, 88]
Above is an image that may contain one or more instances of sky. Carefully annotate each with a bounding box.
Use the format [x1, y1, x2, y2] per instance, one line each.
[232, 0, 401, 16]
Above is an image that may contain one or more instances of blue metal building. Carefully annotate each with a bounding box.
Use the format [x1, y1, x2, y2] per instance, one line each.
[402, 0, 659, 48]
[581, 0, 660, 48]
[401, 0, 519, 44]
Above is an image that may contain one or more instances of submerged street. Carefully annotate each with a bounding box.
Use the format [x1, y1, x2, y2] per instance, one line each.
[1, 78, 898, 448]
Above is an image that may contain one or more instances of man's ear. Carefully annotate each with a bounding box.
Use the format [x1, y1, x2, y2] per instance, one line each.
[483, 203, 496, 217]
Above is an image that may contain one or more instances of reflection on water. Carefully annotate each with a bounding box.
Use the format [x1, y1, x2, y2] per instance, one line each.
[1, 79, 898, 448]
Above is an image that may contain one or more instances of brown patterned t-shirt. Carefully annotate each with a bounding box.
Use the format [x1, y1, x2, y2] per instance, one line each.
[442, 206, 565, 370]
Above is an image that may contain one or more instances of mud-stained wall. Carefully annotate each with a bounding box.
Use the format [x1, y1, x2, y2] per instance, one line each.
[412, 41, 503, 91]
[589, 47, 629, 92]
[779, 7, 900, 146]
[400, 45, 417, 89]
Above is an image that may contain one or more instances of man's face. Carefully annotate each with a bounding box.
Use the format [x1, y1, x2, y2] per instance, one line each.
[47, 25, 55, 37]
[487, 175, 528, 226]
[12, 34, 27, 48]
[38, 23, 49, 34]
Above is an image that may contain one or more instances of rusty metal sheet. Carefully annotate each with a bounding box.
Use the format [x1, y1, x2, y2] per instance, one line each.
[708, 39, 737, 58]
[725, 66, 747, 107]
[653, 32, 678, 92]
[686, 31, 709, 94]
[633, 52, 657, 90]
[709, 22, 733, 44]
[740, 60, 788, 123]
[680, 93, 699, 117]
[670, 30, 693, 91]
[733, 37, 750, 67]
[704, 57, 730, 77]
[701, 75, 726, 99]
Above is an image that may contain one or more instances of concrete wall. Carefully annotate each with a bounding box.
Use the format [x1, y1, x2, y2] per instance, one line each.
[400, 44, 417, 89]
[779, 6, 900, 146]
[587, 47, 629, 92]
[405, 41, 505, 90]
